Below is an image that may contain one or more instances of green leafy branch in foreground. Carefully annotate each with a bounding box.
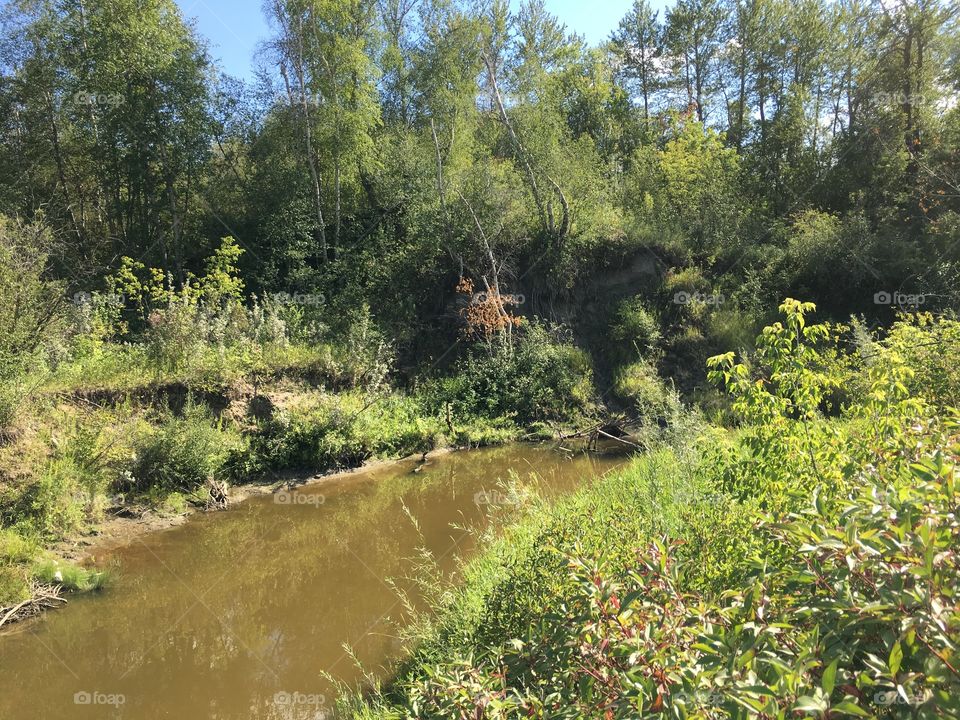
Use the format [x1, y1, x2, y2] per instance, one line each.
[500, 433, 960, 719]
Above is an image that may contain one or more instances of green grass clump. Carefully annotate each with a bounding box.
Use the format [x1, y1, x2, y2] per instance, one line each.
[31, 559, 107, 593]
[0, 529, 38, 605]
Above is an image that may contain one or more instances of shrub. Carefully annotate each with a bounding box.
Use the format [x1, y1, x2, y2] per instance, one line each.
[0, 379, 22, 431]
[232, 393, 445, 480]
[431, 323, 595, 425]
[612, 360, 679, 421]
[610, 296, 661, 361]
[0, 529, 36, 605]
[0, 215, 66, 428]
[129, 403, 234, 494]
[0, 563, 31, 606]
[339, 304, 394, 391]
[0, 215, 66, 375]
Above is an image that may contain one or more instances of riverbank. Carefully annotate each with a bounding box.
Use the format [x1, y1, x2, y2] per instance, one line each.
[0, 348, 600, 629]
[55, 444, 470, 567]
[344, 305, 960, 718]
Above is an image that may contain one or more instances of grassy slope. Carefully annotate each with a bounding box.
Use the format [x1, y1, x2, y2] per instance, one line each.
[345, 312, 960, 719]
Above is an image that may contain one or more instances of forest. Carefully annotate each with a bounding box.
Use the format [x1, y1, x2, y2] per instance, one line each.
[0, 0, 959, 717]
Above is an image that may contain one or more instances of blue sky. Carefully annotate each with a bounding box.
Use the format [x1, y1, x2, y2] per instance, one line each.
[174, 0, 669, 80]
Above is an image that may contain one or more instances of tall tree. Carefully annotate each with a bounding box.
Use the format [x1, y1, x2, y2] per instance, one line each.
[610, 0, 662, 122]
[664, 0, 724, 122]
[267, 0, 381, 261]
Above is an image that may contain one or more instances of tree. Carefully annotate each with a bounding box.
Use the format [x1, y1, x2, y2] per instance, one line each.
[610, 0, 662, 122]
[664, 0, 724, 122]
[266, 0, 381, 261]
[0, 0, 213, 274]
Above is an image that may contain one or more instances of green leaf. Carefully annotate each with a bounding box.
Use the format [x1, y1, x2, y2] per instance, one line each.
[822, 658, 838, 696]
[889, 641, 903, 677]
[794, 695, 827, 714]
[831, 700, 870, 716]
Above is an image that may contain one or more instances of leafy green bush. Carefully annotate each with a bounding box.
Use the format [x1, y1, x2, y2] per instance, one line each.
[129, 403, 234, 494]
[233, 393, 444, 479]
[0, 379, 22, 431]
[612, 359, 679, 420]
[610, 296, 662, 361]
[430, 323, 595, 426]
[0, 215, 65, 374]
[0, 529, 37, 605]
[0, 215, 66, 428]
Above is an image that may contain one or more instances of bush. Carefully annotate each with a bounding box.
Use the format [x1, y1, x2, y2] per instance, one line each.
[0, 529, 36, 605]
[612, 360, 679, 420]
[129, 403, 234, 494]
[0, 215, 66, 428]
[430, 323, 595, 426]
[0, 379, 22, 431]
[610, 296, 662, 361]
[233, 393, 446, 480]
[0, 215, 66, 375]
[338, 304, 394, 391]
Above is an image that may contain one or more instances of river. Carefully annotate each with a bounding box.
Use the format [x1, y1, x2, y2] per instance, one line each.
[0, 444, 628, 719]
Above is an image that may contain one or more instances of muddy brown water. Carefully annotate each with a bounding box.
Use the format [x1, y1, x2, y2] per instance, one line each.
[0, 444, 628, 719]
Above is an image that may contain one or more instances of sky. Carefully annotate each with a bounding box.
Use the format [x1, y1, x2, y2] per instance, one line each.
[174, 0, 667, 81]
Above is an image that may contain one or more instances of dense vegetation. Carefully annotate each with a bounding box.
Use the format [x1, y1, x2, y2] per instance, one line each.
[345, 303, 960, 718]
[0, 0, 958, 713]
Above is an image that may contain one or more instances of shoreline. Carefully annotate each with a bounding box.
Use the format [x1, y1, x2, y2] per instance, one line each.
[0, 444, 471, 631]
[66, 444, 464, 564]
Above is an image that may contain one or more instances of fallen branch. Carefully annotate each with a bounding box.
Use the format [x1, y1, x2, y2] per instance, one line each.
[0, 584, 66, 629]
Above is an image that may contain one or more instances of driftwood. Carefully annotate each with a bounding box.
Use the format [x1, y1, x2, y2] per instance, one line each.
[557, 420, 605, 441]
[557, 417, 644, 452]
[0, 584, 66, 629]
[205, 478, 229, 510]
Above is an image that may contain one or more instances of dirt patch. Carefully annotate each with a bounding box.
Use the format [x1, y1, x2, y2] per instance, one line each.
[69, 382, 235, 416]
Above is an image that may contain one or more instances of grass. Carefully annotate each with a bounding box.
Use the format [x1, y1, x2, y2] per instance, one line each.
[32, 559, 107, 593]
[365, 445, 755, 689]
[343, 308, 960, 719]
[40, 341, 343, 394]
